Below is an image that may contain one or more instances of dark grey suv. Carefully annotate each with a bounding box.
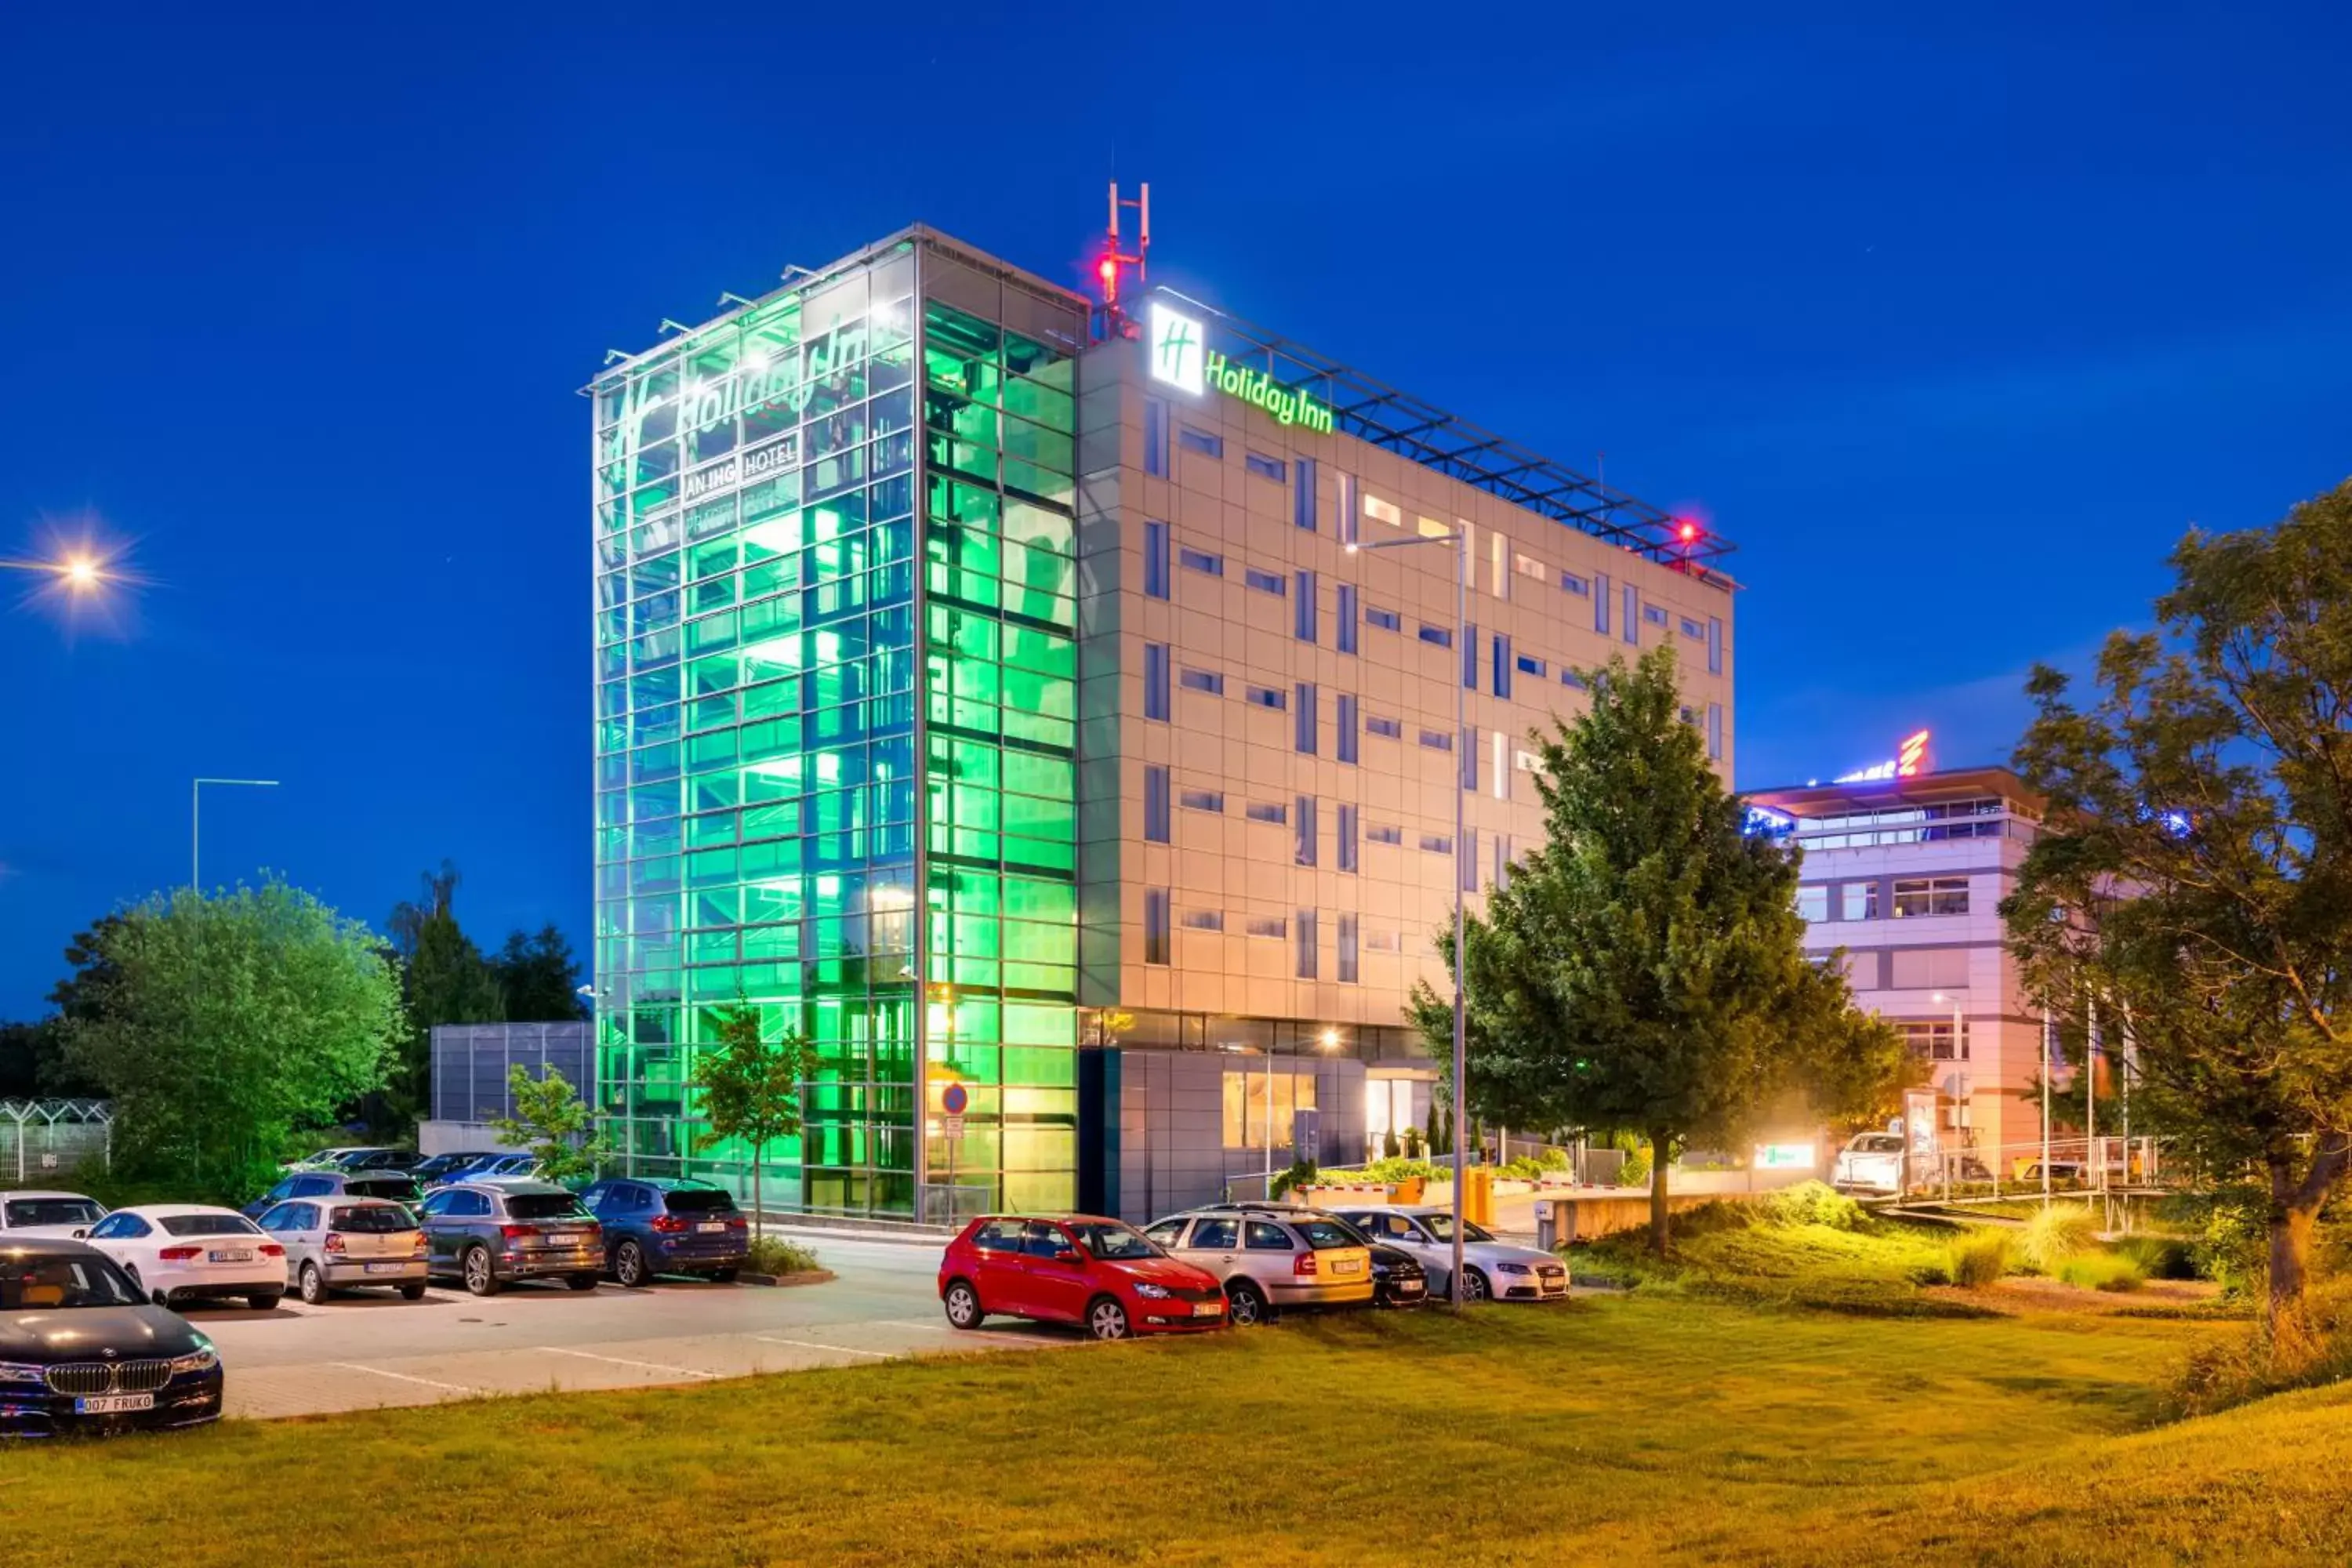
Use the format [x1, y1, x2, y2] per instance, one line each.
[416, 1179, 603, 1297]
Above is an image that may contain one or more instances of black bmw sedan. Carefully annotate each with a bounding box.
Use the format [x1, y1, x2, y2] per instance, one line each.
[0, 1239, 223, 1437]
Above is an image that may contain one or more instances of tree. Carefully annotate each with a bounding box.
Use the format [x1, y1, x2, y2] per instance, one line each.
[60, 880, 403, 1200]
[489, 924, 591, 1022]
[1410, 645, 1905, 1254]
[489, 1064, 611, 1186]
[0, 1018, 101, 1098]
[2004, 480, 2352, 1334]
[386, 862, 502, 1118]
[689, 1001, 817, 1238]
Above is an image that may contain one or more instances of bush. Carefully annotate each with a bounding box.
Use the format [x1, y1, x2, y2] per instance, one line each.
[1269, 1159, 1319, 1200]
[2118, 1233, 2198, 1281]
[1759, 1181, 1864, 1231]
[1381, 1131, 1402, 1160]
[746, 1236, 821, 1276]
[1617, 1151, 1653, 1189]
[2172, 1280, 2352, 1417]
[2017, 1203, 2103, 1273]
[1499, 1149, 1573, 1181]
[1947, 1229, 2013, 1287]
[2056, 1252, 2147, 1293]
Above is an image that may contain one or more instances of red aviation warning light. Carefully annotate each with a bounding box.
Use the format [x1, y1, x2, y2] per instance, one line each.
[1896, 729, 1932, 777]
[1676, 519, 1700, 546]
[1098, 182, 1151, 333]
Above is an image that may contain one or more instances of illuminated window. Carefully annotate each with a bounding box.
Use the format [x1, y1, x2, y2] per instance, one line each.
[1795, 885, 1829, 923]
[1223, 1069, 1316, 1148]
[1416, 516, 1450, 540]
[1363, 495, 1401, 528]
[1515, 553, 1547, 582]
[1896, 1019, 1969, 1061]
[1841, 882, 1878, 920]
[1893, 877, 1970, 917]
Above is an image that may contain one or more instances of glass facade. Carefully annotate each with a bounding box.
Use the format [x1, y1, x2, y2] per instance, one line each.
[590, 238, 1080, 1219]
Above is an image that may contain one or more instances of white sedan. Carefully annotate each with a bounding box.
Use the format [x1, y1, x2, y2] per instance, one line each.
[1334, 1205, 1571, 1303]
[0, 1189, 110, 1240]
[83, 1204, 288, 1310]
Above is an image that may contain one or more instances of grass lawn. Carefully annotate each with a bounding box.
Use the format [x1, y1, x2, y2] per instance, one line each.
[8, 1295, 2349, 1566]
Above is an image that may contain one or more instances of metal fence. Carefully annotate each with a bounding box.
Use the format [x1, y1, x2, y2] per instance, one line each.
[0, 1100, 113, 1183]
[431, 1023, 593, 1125]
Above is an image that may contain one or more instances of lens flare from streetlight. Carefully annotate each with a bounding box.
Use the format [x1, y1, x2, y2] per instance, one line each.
[7, 518, 148, 638]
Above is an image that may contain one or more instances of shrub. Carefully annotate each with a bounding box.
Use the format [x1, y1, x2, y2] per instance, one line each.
[1759, 1181, 1864, 1231]
[1381, 1130, 1402, 1160]
[1617, 1151, 1653, 1189]
[2056, 1251, 2147, 1293]
[2118, 1233, 2198, 1281]
[746, 1236, 821, 1276]
[1947, 1229, 2013, 1287]
[2173, 1280, 2352, 1416]
[1269, 1159, 1319, 1200]
[2017, 1203, 2103, 1273]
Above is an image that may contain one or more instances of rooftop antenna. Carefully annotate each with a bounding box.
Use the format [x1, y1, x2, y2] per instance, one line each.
[1098, 181, 1151, 336]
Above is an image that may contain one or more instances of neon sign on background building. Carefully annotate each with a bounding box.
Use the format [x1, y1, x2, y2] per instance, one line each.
[1833, 728, 1933, 784]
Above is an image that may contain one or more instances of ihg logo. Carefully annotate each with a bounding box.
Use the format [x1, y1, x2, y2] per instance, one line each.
[1147, 302, 1205, 395]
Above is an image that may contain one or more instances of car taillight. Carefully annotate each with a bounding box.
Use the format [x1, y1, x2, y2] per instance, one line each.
[500, 1224, 532, 1240]
[260, 1243, 285, 1258]
[649, 1213, 688, 1234]
[726, 1215, 747, 1230]
[1294, 1252, 1319, 1277]
[411, 1232, 430, 1255]
[158, 1247, 202, 1261]
[322, 1233, 346, 1254]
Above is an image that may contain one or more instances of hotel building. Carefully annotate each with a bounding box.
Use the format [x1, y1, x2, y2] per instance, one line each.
[588, 224, 1737, 1223]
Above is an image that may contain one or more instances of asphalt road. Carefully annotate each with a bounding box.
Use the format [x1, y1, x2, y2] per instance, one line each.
[187, 1236, 1071, 1420]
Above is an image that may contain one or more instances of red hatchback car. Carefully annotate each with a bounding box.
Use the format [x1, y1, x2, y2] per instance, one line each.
[939, 1214, 1229, 1340]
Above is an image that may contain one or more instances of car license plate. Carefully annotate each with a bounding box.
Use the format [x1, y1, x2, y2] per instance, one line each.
[1192, 1301, 1224, 1316]
[1330, 1258, 1361, 1274]
[1399, 1281, 1425, 1294]
[209, 1250, 253, 1264]
[74, 1393, 155, 1414]
[696, 1221, 728, 1233]
[363, 1262, 406, 1275]
[548, 1233, 583, 1247]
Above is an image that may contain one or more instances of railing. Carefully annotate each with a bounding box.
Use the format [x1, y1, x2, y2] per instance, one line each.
[1896, 1135, 2172, 1202]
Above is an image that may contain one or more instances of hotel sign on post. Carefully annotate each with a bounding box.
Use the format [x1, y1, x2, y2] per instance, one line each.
[1147, 301, 1334, 434]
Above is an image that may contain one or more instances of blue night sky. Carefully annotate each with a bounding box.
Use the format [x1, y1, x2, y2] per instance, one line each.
[5, 5, 2349, 1017]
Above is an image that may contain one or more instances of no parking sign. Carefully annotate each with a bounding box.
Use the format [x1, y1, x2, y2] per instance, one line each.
[942, 1082, 967, 1140]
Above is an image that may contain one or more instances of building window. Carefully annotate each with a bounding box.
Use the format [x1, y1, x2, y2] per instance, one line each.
[1708, 615, 1725, 677]
[1245, 800, 1288, 825]
[1417, 623, 1453, 649]
[1367, 604, 1400, 633]
[1708, 702, 1724, 762]
[1417, 515, 1450, 541]
[1461, 725, 1479, 792]
[1680, 616, 1704, 639]
[1560, 668, 1587, 691]
[1144, 399, 1168, 477]
[1179, 788, 1225, 813]
[1419, 833, 1453, 855]
[1223, 1068, 1315, 1148]
[1295, 683, 1317, 753]
[1795, 885, 1829, 923]
[1245, 684, 1286, 711]
[1178, 426, 1222, 459]
[1294, 571, 1316, 641]
[1515, 553, 1547, 583]
[1594, 572, 1611, 636]
[1841, 882, 1878, 920]
[1364, 494, 1401, 528]
[1294, 456, 1318, 532]
[1515, 653, 1548, 678]
[1142, 520, 1170, 600]
[1418, 728, 1453, 752]
[1244, 566, 1286, 596]
[1896, 1019, 1969, 1062]
[1367, 822, 1403, 846]
[1494, 832, 1515, 887]
[1338, 803, 1358, 872]
[1179, 667, 1224, 696]
[1893, 877, 1970, 917]
[1493, 633, 1512, 699]
[1245, 451, 1287, 483]
[1560, 571, 1589, 597]
[1181, 546, 1224, 577]
[1461, 829, 1479, 891]
[1464, 622, 1478, 690]
[1144, 888, 1170, 965]
[1243, 914, 1287, 938]
[1515, 748, 1540, 773]
[1179, 908, 1224, 931]
[1338, 912, 1359, 983]
[1144, 644, 1170, 720]
[1336, 694, 1359, 764]
[1336, 584, 1358, 654]
[1367, 714, 1402, 739]
[1295, 796, 1317, 866]
[1365, 927, 1399, 953]
[1622, 584, 1639, 644]
[1644, 604, 1669, 628]
[1296, 909, 1318, 979]
[1144, 764, 1170, 843]
[1890, 947, 1969, 989]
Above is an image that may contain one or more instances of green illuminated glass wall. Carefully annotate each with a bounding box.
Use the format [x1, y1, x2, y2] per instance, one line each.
[591, 237, 1080, 1218]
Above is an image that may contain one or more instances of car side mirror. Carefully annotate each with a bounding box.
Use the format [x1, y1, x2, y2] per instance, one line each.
[71, 1229, 88, 1240]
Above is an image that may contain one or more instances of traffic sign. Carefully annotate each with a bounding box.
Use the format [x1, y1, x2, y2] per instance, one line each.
[942, 1083, 969, 1116]
[943, 1114, 966, 1140]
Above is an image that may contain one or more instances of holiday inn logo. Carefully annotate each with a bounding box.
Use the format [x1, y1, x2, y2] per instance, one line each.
[1145, 299, 1334, 435]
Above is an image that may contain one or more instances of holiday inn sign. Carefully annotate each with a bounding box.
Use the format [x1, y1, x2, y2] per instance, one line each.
[1146, 301, 1334, 434]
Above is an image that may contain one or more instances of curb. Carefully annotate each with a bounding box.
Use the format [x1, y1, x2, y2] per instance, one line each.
[739, 1269, 837, 1289]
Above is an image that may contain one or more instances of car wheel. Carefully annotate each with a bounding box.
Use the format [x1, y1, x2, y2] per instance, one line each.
[297, 1262, 328, 1306]
[1225, 1280, 1270, 1327]
[1087, 1295, 1131, 1341]
[942, 1279, 982, 1330]
[613, 1240, 650, 1289]
[398, 1283, 426, 1301]
[1457, 1267, 1492, 1304]
[567, 1273, 599, 1292]
[461, 1244, 501, 1297]
[247, 1293, 280, 1312]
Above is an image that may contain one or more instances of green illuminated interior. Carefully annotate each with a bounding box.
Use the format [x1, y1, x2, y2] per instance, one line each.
[592, 246, 1079, 1218]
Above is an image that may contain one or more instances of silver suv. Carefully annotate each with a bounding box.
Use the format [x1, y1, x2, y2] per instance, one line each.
[1140, 1204, 1374, 1325]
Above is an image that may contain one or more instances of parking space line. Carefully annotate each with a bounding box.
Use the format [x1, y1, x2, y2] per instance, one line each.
[753, 1334, 895, 1359]
[535, 1345, 720, 1380]
[329, 1362, 476, 1394]
[879, 1319, 1065, 1346]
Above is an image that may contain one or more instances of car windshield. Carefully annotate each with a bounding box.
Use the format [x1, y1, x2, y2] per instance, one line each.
[1291, 1218, 1363, 1250]
[661, 1189, 737, 1214]
[0, 1254, 143, 1310]
[331, 1205, 417, 1232]
[158, 1214, 262, 1238]
[1855, 1136, 1904, 1154]
[505, 1194, 590, 1221]
[1415, 1214, 1494, 1244]
[3, 1199, 104, 1229]
[1067, 1221, 1157, 1261]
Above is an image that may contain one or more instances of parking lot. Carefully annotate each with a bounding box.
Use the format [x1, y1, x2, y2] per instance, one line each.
[183, 1235, 1069, 1420]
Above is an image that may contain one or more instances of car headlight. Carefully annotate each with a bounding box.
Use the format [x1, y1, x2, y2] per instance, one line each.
[1494, 1261, 1532, 1275]
[0, 1362, 44, 1387]
[1131, 1282, 1172, 1299]
[169, 1338, 218, 1376]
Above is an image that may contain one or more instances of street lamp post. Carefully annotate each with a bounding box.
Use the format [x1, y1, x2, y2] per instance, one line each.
[1348, 526, 1471, 1308]
[191, 778, 281, 891]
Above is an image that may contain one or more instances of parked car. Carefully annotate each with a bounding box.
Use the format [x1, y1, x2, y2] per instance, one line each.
[81, 1206, 286, 1311]
[319, 1147, 413, 1174]
[0, 1238, 223, 1436]
[0, 1191, 109, 1241]
[409, 1151, 505, 1186]
[1332, 1205, 1570, 1303]
[1139, 1204, 1375, 1324]
[1831, 1133, 1907, 1196]
[580, 1178, 748, 1287]
[1362, 1237, 1428, 1308]
[420, 1152, 539, 1191]
[242, 1169, 425, 1220]
[416, 1179, 601, 1296]
[282, 1145, 403, 1174]
[938, 1214, 1227, 1340]
[255, 1197, 429, 1305]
